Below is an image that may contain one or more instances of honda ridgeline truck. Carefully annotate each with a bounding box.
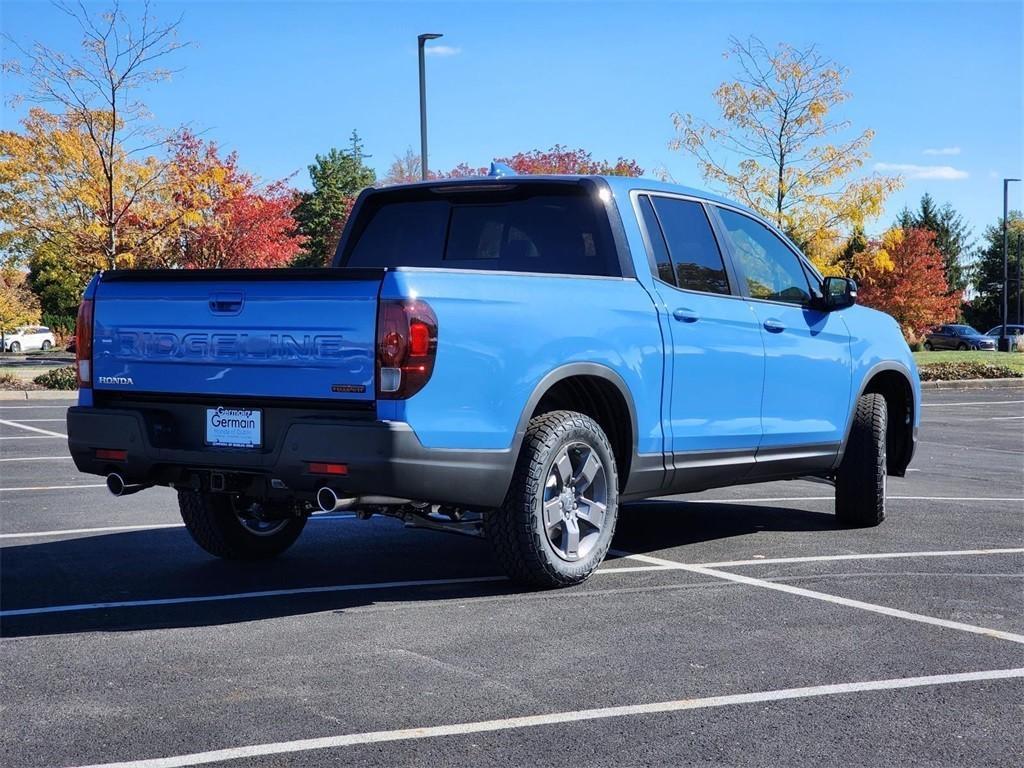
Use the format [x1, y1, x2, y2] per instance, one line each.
[67, 171, 919, 587]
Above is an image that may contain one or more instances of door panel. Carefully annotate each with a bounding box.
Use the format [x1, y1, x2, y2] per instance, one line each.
[712, 206, 852, 473]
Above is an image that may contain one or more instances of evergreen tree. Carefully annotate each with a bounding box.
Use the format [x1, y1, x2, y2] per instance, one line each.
[292, 131, 376, 267]
[895, 193, 971, 291]
[964, 211, 1024, 331]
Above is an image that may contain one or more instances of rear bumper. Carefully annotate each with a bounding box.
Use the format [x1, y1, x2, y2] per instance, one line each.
[66, 406, 514, 508]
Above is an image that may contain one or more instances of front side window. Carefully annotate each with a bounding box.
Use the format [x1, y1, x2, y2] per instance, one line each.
[650, 197, 730, 295]
[716, 208, 811, 305]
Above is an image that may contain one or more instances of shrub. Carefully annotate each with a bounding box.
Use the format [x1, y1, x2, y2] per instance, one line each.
[33, 365, 78, 390]
[0, 372, 43, 390]
[918, 361, 1023, 381]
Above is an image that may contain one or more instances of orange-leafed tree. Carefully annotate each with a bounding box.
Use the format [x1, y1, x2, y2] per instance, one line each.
[164, 132, 303, 269]
[854, 227, 960, 339]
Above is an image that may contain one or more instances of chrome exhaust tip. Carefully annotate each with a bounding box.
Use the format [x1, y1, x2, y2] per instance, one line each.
[316, 487, 356, 513]
[106, 472, 146, 497]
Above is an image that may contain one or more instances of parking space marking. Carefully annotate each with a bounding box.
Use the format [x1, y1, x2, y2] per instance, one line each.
[0, 455, 72, 463]
[2, 418, 66, 422]
[0, 404, 70, 410]
[0, 419, 67, 438]
[0, 514, 357, 540]
[990, 415, 1024, 420]
[921, 400, 1024, 407]
[611, 551, 1024, 645]
[0, 484, 105, 492]
[0, 434, 62, 440]
[68, 667, 1024, 768]
[699, 548, 1024, 568]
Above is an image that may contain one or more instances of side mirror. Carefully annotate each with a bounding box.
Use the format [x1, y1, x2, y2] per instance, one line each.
[823, 276, 857, 310]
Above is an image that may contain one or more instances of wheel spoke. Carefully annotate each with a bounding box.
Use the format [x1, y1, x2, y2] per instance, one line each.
[560, 516, 580, 558]
[576, 498, 606, 530]
[553, 449, 573, 487]
[543, 497, 563, 530]
[574, 450, 601, 491]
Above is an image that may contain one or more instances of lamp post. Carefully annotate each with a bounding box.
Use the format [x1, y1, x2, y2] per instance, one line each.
[999, 178, 1020, 351]
[417, 33, 443, 181]
[1017, 232, 1022, 327]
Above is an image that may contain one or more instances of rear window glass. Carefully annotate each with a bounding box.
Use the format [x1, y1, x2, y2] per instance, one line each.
[341, 185, 619, 276]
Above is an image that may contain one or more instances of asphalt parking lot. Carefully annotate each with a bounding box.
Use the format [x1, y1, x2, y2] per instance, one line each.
[1, 388, 1022, 767]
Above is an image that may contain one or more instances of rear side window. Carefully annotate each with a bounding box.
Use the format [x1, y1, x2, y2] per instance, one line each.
[342, 185, 619, 276]
[637, 196, 675, 285]
[649, 197, 730, 295]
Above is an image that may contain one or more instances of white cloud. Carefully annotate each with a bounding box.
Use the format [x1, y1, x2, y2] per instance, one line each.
[922, 147, 961, 156]
[874, 162, 969, 180]
[425, 45, 461, 57]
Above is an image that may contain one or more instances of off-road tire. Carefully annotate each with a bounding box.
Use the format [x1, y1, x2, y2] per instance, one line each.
[485, 410, 619, 588]
[835, 392, 887, 527]
[177, 491, 306, 560]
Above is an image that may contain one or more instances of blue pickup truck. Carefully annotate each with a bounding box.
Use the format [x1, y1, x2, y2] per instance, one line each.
[67, 172, 919, 587]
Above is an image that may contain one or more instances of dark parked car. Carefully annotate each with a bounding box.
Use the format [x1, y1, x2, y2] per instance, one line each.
[986, 324, 1024, 340]
[924, 324, 997, 351]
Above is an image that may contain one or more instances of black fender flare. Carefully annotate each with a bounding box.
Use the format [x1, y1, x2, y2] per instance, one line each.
[833, 361, 918, 474]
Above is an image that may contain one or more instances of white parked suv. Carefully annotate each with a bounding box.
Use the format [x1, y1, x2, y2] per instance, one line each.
[3, 326, 56, 353]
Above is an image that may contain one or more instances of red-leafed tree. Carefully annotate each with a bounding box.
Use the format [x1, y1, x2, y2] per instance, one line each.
[854, 227, 961, 339]
[163, 131, 304, 269]
[383, 145, 643, 185]
[497, 145, 643, 176]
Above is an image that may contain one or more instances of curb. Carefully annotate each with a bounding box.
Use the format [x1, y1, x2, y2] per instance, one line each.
[920, 377, 1024, 390]
[0, 390, 79, 402]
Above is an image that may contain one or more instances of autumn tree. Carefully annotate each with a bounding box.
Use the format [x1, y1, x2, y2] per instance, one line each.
[163, 132, 304, 269]
[6, 1, 187, 269]
[963, 211, 1024, 331]
[854, 227, 960, 339]
[27, 235, 89, 330]
[292, 131, 376, 267]
[0, 269, 42, 352]
[894, 194, 971, 291]
[671, 37, 900, 267]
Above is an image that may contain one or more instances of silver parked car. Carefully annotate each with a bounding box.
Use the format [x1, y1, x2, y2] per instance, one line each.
[3, 325, 56, 353]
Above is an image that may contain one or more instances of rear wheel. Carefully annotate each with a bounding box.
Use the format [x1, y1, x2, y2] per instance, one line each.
[485, 410, 618, 588]
[922, 341, 933, 351]
[41, 340, 52, 351]
[178, 491, 307, 560]
[957, 342, 969, 351]
[835, 393, 887, 527]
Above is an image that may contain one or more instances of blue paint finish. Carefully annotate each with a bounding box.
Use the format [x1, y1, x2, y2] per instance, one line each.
[748, 301, 853, 448]
[844, 304, 922, 429]
[91, 277, 380, 400]
[380, 269, 664, 452]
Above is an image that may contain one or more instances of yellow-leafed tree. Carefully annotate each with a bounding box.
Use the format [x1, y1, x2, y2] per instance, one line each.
[671, 37, 901, 269]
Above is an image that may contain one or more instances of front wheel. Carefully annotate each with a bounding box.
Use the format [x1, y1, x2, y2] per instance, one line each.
[8, 341, 20, 353]
[485, 410, 619, 588]
[957, 342, 969, 351]
[178, 491, 307, 560]
[835, 393, 887, 527]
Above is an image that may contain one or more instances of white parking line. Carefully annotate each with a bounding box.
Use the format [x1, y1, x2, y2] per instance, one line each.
[699, 547, 1024, 568]
[2, 418, 66, 422]
[68, 667, 1024, 768]
[0, 514, 357, 540]
[0, 419, 67, 438]
[0, 404, 70, 410]
[921, 400, 1024, 407]
[0, 484, 105, 492]
[0, 455, 72, 463]
[990, 415, 1024, 421]
[0, 434, 63, 440]
[612, 550, 1024, 645]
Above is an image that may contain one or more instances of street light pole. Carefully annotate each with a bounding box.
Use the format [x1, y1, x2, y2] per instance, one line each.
[417, 33, 443, 181]
[1017, 232, 1022, 327]
[999, 178, 1020, 351]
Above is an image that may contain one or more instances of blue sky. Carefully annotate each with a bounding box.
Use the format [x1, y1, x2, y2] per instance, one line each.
[3, 0, 1022, 247]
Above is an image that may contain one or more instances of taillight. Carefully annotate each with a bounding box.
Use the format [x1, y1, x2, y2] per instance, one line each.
[75, 298, 94, 388]
[376, 298, 437, 399]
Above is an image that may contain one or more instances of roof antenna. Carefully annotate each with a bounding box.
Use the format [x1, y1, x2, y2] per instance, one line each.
[488, 161, 516, 178]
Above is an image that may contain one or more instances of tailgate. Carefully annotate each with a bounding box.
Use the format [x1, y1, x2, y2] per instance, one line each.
[92, 269, 382, 401]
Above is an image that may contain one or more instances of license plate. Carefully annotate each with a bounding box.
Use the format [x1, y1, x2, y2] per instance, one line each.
[205, 407, 262, 448]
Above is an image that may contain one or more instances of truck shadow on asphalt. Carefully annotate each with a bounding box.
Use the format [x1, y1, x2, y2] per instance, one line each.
[1, 501, 839, 638]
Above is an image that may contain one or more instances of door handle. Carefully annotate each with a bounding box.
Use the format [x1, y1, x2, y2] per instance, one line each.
[672, 308, 700, 323]
[763, 318, 785, 333]
[209, 292, 244, 315]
